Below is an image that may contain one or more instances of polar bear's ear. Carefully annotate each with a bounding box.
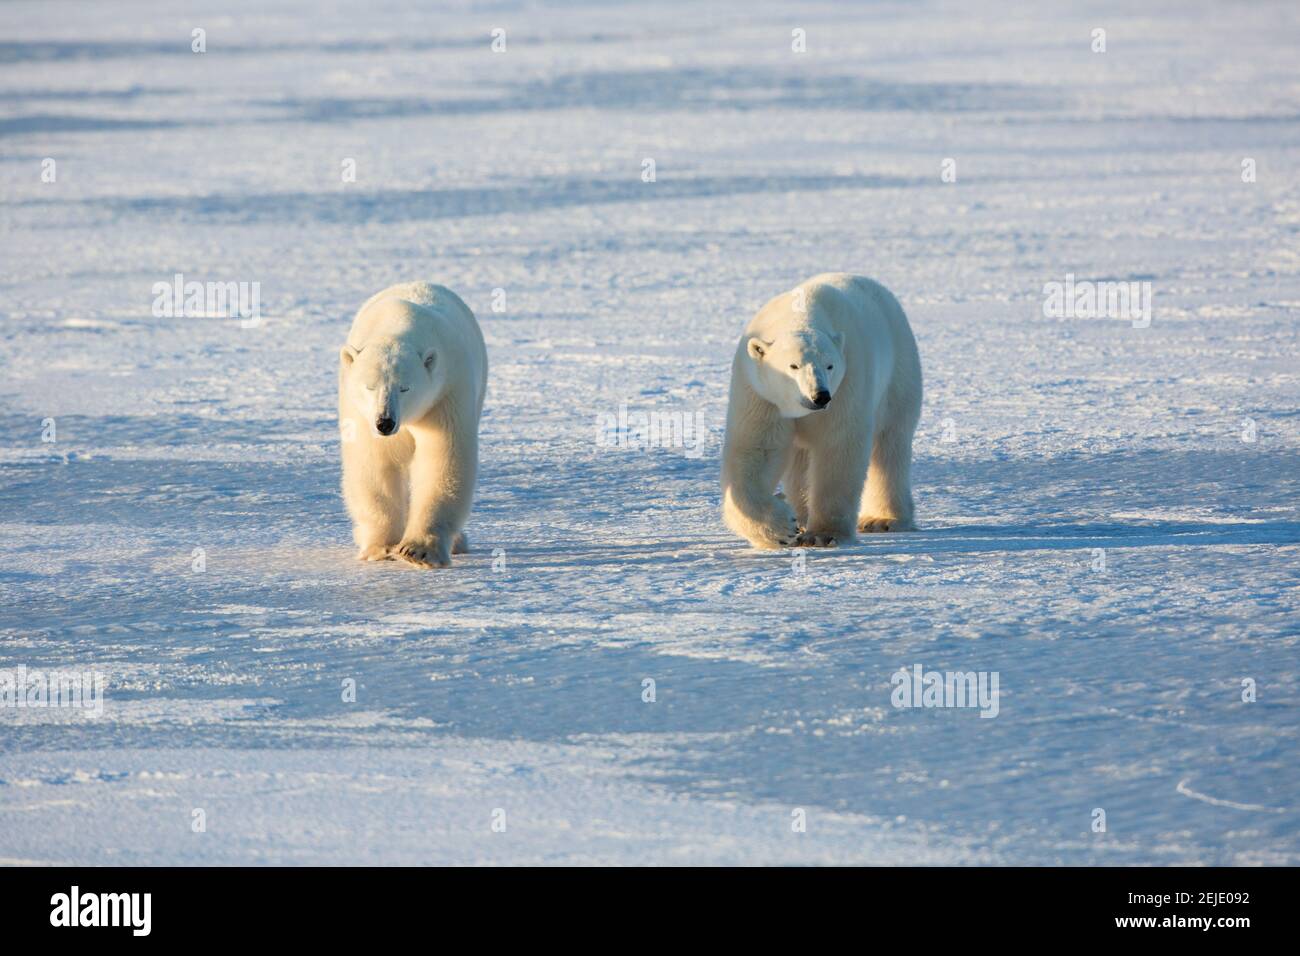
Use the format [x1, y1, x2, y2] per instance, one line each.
[340, 345, 359, 367]
[747, 337, 770, 361]
[422, 349, 437, 373]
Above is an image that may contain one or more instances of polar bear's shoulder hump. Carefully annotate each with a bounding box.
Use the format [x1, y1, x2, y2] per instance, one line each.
[359, 282, 471, 319]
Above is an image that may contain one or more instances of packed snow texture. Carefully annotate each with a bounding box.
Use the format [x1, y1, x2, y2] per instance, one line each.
[1, 0, 1297, 864]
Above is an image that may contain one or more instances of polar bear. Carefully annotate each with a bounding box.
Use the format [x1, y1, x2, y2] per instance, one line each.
[721, 273, 922, 549]
[339, 282, 487, 568]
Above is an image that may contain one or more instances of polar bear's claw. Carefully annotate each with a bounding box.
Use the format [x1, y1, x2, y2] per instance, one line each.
[765, 503, 802, 547]
[394, 538, 451, 569]
[857, 516, 915, 533]
[357, 544, 394, 562]
[796, 532, 839, 548]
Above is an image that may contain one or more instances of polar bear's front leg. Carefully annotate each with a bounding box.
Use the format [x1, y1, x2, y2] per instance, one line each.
[722, 420, 800, 550]
[341, 429, 407, 561]
[801, 435, 871, 547]
[396, 417, 477, 569]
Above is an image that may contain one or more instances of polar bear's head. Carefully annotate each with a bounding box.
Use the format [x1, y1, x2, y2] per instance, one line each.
[340, 340, 439, 436]
[744, 329, 845, 418]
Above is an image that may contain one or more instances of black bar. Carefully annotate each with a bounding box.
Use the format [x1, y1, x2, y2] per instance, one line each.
[0, 867, 1278, 942]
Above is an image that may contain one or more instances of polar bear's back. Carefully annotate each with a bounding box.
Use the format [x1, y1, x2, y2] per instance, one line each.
[360, 281, 466, 316]
[354, 282, 476, 337]
[804, 273, 908, 331]
[806, 273, 916, 363]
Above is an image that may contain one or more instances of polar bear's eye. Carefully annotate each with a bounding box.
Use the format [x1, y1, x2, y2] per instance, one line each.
[827, 365, 833, 370]
[365, 385, 375, 391]
[399, 387, 410, 393]
[789, 364, 798, 370]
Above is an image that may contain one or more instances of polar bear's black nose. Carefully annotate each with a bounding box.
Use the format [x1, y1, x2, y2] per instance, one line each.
[375, 417, 397, 436]
[813, 390, 831, 408]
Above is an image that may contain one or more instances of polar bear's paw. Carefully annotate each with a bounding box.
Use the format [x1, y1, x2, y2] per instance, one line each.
[796, 531, 840, 548]
[757, 500, 802, 549]
[857, 516, 916, 533]
[357, 543, 395, 562]
[452, 531, 469, 554]
[394, 535, 452, 569]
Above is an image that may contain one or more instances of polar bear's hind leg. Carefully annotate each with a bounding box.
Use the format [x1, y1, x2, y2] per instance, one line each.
[781, 446, 812, 530]
[858, 420, 916, 533]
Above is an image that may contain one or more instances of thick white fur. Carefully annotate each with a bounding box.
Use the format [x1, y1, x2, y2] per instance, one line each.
[339, 282, 487, 568]
[721, 273, 922, 549]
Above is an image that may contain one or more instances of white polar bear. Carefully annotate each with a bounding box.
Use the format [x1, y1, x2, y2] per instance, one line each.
[721, 273, 922, 550]
[339, 282, 487, 568]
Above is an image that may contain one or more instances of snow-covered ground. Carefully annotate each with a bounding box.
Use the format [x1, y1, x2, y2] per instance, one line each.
[1, 0, 1297, 865]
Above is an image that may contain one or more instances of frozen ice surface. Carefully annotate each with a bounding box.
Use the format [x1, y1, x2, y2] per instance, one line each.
[1, 0, 1297, 864]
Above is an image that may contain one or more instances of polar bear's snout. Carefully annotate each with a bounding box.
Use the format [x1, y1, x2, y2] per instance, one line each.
[368, 386, 401, 436]
[799, 387, 831, 411]
[798, 364, 833, 410]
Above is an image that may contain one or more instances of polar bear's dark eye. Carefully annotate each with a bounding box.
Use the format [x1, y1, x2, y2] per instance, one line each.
[789, 364, 798, 370]
[827, 365, 833, 370]
[399, 387, 410, 393]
